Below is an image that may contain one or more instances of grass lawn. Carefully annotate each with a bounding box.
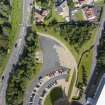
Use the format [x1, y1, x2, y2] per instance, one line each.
[51, 6, 65, 22]
[68, 70, 76, 98]
[9, 0, 23, 45]
[0, 0, 23, 76]
[77, 28, 97, 84]
[94, 0, 104, 7]
[74, 10, 84, 20]
[44, 6, 65, 25]
[44, 87, 63, 105]
[78, 49, 93, 84]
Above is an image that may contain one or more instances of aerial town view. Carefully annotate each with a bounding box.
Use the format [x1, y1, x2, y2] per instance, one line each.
[0, 0, 105, 105]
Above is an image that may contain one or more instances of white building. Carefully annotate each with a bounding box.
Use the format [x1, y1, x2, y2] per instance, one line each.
[86, 74, 105, 105]
[93, 74, 105, 105]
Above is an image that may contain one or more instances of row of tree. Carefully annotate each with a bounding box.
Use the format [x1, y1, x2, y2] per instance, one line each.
[0, 0, 11, 55]
[86, 23, 105, 97]
[39, 21, 96, 52]
[6, 27, 38, 105]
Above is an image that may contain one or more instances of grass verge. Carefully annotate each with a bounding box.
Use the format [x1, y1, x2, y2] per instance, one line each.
[68, 70, 76, 98]
[78, 49, 93, 84]
[0, 0, 23, 76]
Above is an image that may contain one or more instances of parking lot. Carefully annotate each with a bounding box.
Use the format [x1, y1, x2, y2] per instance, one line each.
[28, 67, 68, 105]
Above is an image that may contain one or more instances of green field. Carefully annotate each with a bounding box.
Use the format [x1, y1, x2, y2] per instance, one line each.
[94, 0, 104, 7]
[78, 49, 93, 85]
[44, 87, 63, 105]
[9, 0, 23, 45]
[74, 10, 84, 20]
[68, 70, 76, 98]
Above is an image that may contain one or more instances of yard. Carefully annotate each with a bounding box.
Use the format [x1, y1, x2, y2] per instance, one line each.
[68, 70, 76, 99]
[9, 0, 23, 45]
[78, 49, 93, 85]
[73, 10, 85, 21]
[94, 0, 105, 7]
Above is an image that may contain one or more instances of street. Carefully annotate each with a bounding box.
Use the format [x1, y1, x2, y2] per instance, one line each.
[86, 5, 105, 97]
[0, 0, 33, 105]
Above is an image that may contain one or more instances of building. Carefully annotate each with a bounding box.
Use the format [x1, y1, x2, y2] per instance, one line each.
[86, 74, 105, 105]
[93, 74, 105, 105]
[55, 0, 70, 22]
[34, 8, 49, 24]
[78, 0, 94, 6]
[83, 6, 97, 21]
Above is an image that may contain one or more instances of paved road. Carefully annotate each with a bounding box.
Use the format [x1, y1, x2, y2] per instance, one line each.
[86, 5, 105, 97]
[25, 34, 77, 105]
[38, 32, 77, 70]
[33, 74, 67, 105]
[39, 36, 61, 76]
[25, 36, 67, 105]
[0, 0, 33, 105]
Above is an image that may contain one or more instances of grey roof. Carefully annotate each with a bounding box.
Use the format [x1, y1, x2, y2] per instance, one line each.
[57, 6, 63, 13]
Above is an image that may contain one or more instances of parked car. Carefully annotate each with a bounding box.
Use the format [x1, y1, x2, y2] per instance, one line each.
[41, 89, 47, 97]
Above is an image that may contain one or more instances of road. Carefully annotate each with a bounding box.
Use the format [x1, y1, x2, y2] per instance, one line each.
[24, 34, 77, 105]
[39, 36, 61, 76]
[33, 74, 67, 105]
[0, 0, 33, 105]
[86, 5, 105, 97]
[24, 36, 68, 105]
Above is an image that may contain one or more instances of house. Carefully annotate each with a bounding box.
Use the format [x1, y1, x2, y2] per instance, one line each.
[78, 0, 94, 6]
[83, 6, 97, 21]
[73, 0, 94, 7]
[55, 0, 70, 22]
[72, 0, 97, 21]
[34, 8, 49, 24]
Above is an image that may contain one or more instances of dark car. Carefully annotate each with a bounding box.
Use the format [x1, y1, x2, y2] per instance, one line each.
[15, 43, 17, 47]
[38, 98, 42, 105]
[41, 89, 47, 97]
[36, 84, 40, 88]
[39, 76, 42, 80]
[1, 76, 4, 80]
